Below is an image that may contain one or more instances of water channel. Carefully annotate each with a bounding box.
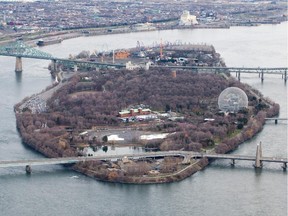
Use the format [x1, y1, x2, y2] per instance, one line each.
[0, 22, 287, 216]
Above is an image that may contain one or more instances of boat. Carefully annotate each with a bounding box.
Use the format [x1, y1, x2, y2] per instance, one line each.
[36, 37, 63, 46]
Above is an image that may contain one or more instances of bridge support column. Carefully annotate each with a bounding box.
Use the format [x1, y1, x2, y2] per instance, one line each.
[25, 165, 31, 174]
[15, 57, 22, 72]
[182, 156, 191, 165]
[284, 70, 287, 84]
[238, 71, 241, 81]
[261, 70, 264, 82]
[74, 65, 78, 72]
[282, 162, 287, 171]
[254, 141, 263, 169]
[50, 59, 58, 73]
[231, 159, 235, 166]
[275, 119, 278, 124]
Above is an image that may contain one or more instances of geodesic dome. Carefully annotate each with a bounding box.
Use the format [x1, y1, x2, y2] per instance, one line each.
[218, 87, 248, 112]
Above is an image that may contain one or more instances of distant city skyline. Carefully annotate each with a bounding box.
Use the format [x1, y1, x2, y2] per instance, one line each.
[0, 0, 287, 40]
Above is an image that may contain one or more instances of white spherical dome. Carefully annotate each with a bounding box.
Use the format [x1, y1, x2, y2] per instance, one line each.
[218, 87, 248, 112]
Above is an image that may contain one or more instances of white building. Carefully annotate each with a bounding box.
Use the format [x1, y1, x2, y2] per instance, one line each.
[126, 61, 140, 70]
[179, 11, 198, 26]
[126, 61, 151, 71]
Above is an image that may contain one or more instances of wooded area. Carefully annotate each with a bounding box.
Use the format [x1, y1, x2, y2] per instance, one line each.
[14, 67, 279, 182]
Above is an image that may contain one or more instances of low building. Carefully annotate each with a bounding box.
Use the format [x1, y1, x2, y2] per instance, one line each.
[125, 61, 140, 70]
[115, 50, 130, 59]
[118, 108, 151, 118]
[179, 11, 198, 26]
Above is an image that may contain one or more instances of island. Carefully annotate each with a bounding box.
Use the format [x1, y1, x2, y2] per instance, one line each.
[14, 44, 279, 184]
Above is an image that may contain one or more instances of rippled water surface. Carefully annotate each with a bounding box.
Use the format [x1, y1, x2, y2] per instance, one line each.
[0, 22, 287, 216]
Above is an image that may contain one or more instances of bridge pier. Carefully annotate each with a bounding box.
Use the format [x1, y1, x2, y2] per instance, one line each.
[284, 70, 287, 84]
[254, 142, 263, 168]
[182, 156, 191, 165]
[50, 59, 58, 73]
[261, 70, 264, 82]
[282, 162, 287, 171]
[15, 57, 22, 72]
[231, 159, 235, 166]
[238, 71, 241, 81]
[74, 64, 78, 72]
[25, 165, 31, 174]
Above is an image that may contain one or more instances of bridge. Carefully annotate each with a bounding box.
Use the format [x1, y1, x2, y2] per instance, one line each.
[0, 41, 287, 83]
[0, 40, 125, 72]
[0, 142, 286, 174]
[153, 65, 288, 83]
[265, 118, 288, 124]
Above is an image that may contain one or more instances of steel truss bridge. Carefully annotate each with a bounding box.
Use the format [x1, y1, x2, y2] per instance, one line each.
[0, 40, 124, 72]
[0, 41, 287, 83]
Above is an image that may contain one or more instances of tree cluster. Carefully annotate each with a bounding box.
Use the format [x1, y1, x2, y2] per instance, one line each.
[14, 67, 279, 158]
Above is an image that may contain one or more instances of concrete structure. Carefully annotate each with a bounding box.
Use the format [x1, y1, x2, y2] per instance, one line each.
[152, 65, 288, 83]
[50, 59, 58, 73]
[0, 143, 287, 174]
[179, 11, 198, 26]
[265, 118, 288, 124]
[235, 68, 287, 83]
[254, 141, 263, 168]
[15, 56, 22, 72]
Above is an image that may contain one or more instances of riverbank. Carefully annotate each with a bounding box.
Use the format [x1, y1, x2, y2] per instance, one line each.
[1, 19, 287, 48]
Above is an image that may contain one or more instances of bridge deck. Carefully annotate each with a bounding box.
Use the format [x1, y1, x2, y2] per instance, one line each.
[265, 118, 288, 120]
[193, 153, 287, 163]
[0, 151, 186, 168]
[153, 66, 288, 74]
[0, 151, 286, 169]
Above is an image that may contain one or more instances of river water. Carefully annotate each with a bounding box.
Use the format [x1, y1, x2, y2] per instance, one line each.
[0, 23, 287, 216]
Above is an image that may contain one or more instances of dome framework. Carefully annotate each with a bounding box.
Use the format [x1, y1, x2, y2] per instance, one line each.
[218, 87, 248, 112]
